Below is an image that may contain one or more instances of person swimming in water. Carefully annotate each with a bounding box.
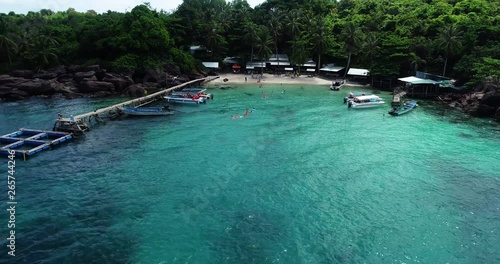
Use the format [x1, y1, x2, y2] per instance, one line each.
[244, 109, 249, 116]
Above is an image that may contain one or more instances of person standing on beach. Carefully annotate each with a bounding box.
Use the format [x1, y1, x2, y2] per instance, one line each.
[245, 77, 247, 82]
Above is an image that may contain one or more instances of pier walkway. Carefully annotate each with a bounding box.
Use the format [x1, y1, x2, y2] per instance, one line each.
[60, 76, 219, 124]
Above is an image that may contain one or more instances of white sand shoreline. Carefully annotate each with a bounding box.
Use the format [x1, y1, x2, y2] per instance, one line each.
[208, 73, 370, 88]
[209, 73, 331, 86]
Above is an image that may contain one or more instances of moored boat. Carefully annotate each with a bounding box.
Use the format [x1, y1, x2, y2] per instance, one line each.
[119, 106, 174, 116]
[330, 80, 345, 91]
[343, 91, 372, 103]
[164, 94, 206, 104]
[388, 100, 417, 116]
[347, 95, 385, 108]
[173, 88, 213, 100]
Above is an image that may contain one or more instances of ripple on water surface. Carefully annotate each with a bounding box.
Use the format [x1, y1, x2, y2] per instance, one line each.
[0, 85, 499, 263]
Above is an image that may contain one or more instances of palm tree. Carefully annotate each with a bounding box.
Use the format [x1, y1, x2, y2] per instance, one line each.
[0, 34, 18, 67]
[363, 33, 380, 67]
[363, 33, 380, 85]
[409, 52, 426, 75]
[255, 27, 273, 76]
[244, 23, 259, 63]
[290, 35, 311, 76]
[286, 9, 303, 60]
[22, 34, 59, 69]
[206, 21, 224, 60]
[268, 8, 283, 66]
[311, 18, 328, 72]
[436, 24, 462, 77]
[342, 22, 362, 79]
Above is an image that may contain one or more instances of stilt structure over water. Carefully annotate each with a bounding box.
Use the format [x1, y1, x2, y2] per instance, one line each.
[53, 76, 219, 134]
[392, 91, 407, 106]
[0, 129, 73, 160]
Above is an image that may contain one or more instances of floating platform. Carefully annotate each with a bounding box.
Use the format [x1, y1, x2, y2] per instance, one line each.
[0, 129, 73, 160]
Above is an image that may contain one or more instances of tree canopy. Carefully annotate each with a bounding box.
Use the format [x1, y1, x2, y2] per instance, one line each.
[0, 0, 499, 85]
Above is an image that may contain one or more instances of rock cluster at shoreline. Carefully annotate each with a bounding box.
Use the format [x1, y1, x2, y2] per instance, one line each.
[444, 82, 500, 120]
[0, 64, 205, 101]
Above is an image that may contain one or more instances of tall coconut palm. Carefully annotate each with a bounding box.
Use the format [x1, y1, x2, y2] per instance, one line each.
[255, 27, 273, 75]
[206, 21, 224, 59]
[23, 34, 59, 68]
[363, 33, 380, 85]
[363, 33, 380, 67]
[342, 22, 362, 79]
[311, 18, 328, 72]
[244, 23, 259, 63]
[409, 52, 426, 75]
[0, 34, 18, 66]
[268, 8, 283, 66]
[436, 24, 462, 77]
[286, 9, 303, 60]
[290, 35, 311, 76]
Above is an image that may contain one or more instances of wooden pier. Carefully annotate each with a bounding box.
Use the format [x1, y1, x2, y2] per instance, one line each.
[54, 76, 219, 133]
[0, 129, 73, 160]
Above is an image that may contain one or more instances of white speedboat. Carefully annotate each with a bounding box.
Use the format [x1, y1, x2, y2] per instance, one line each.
[173, 88, 213, 100]
[347, 95, 385, 108]
[343, 92, 372, 103]
[164, 94, 206, 104]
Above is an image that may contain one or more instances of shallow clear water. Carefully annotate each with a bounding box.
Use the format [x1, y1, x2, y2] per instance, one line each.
[0, 84, 499, 263]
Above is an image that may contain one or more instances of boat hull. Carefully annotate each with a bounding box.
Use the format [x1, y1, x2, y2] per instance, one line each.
[330, 84, 345, 91]
[164, 97, 206, 104]
[119, 107, 174, 116]
[349, 102, 385, 108]
[388, 100, 417, 116]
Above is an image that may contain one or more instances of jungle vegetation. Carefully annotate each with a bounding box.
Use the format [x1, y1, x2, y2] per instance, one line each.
[1, 0, 499, 86]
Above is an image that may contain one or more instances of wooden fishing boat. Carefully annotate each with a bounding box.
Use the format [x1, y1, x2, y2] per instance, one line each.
[119, 106, 174, 116]
[388, 100, 417, 116]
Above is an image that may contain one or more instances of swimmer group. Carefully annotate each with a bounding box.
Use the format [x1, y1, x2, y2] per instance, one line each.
[231, 108, 255, 119]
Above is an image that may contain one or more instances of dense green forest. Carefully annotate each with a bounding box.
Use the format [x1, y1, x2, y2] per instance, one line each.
[1, 0, 499, 86]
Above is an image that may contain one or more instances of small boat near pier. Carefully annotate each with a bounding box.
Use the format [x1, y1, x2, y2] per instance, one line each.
[388, 100, 417, 116]
[119, 106, 175, 116]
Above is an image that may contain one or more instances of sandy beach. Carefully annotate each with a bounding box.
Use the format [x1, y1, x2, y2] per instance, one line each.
[210, 73, 334, 86]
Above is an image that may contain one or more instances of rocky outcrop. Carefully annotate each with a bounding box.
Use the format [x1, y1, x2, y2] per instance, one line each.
[0, 63, 208, 101]
[446, 82, 500, 120]
[78, 81, 115, 93]
[74, 71, 96, 82]
[10, 70, 34, 79]
[102, 73, 133, 91]
[124, 84, 146, 97]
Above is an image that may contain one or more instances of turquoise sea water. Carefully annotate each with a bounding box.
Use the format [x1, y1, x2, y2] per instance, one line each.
[0, 84, 499, 264]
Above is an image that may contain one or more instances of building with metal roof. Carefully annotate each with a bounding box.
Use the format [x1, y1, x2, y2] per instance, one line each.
[347, 68, 370, 76]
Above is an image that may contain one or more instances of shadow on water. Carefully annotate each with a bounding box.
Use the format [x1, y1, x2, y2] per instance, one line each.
[430, 159, 500, 263]
[8, 194, 139, 264]
[0, 117, 162, 263]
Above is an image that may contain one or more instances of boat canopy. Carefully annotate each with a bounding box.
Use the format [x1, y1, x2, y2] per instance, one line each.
[347, 68, 369, 76]
[320, 64, 344, 72]
[398, 76, 439, 84]
[354, 95, 381, 100]
[202, 62, 219, 69]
